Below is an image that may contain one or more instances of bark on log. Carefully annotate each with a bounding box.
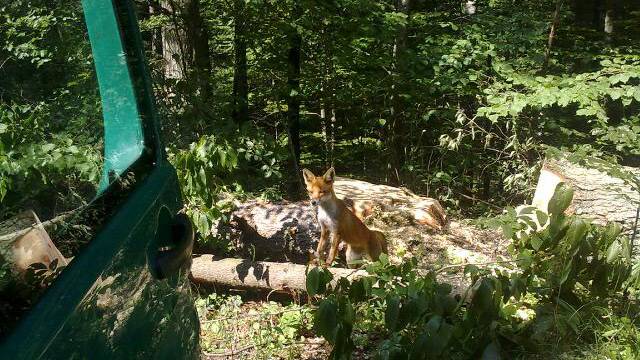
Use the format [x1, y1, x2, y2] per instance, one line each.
[190, 255, 367, 292]
[190, 255, 470, 297]
[221, 177, 447, 263]
[531, 158, 640, 239]
[333, 177, 447, 229]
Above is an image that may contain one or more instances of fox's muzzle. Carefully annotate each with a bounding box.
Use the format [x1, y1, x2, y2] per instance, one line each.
[310, 199, 319, 206]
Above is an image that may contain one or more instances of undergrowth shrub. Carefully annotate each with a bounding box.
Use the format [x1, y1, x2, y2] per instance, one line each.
[169, 126, 286, 251]
[306, 183, 639, 359]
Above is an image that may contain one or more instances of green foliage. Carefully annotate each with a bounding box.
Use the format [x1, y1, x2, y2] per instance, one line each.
[0, 0, 103, 217]
[196, 293, 314, 359]
[493, 183, 636, 300]
[305, 266, 333, 297]
[309, 183, 639, 358]
[137, 0, 640, 217]
[169, 126, 286, 249]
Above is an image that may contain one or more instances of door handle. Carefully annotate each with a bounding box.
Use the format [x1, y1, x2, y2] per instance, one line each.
[154, 213, 194, 279]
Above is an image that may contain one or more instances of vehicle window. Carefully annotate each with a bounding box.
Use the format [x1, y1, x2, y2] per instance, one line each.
[0, 0, 141, 338]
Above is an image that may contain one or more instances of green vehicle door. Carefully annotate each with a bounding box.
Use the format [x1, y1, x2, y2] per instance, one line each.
[0, 0, 199, 358]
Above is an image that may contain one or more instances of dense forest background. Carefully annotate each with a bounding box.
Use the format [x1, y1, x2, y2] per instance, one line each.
[141, 0, 640, 245]
[2, 0, 640, 230]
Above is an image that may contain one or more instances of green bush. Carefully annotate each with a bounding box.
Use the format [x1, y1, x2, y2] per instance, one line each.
[307, 183, 639, 359]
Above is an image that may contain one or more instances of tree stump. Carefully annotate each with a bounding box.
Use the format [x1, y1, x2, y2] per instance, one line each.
[0, 210, 69, 281]
[530, 158, 640, 243]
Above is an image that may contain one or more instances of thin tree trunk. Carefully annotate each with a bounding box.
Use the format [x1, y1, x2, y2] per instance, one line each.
[320, 100, 328, 165]
[138, 1, 152, 51]
[286, 1, 304, 196]
[543, 0, 563, 70]
[321, 25, 335, 168]
[186, 0, 212, 101]
[149, 0, 164, 58]
[287, 10, 302, 166]
[604, 0, 614, 38]
[387, 0, 411, 185]
[232, 0, 249, 124]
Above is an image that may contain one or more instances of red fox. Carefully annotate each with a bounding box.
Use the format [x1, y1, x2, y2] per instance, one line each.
[302, 167, 388, 268]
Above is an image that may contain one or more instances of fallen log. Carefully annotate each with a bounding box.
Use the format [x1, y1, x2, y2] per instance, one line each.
[225, 200, 319, 263]
[221, 177, 447, 263]
[531, 157, 640, 239]
[333, 177, 447, 230]
[190, 255, 367, 291]
[190, 255, 472, 298]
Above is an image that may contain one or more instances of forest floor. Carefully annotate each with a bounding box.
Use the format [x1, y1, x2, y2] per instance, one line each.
[196, 193, 509, 359]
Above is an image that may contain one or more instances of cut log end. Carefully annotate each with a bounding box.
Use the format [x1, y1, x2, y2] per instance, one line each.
[531, 157, 640, 243]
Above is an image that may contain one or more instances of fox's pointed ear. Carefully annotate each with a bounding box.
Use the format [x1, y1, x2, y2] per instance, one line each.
[323, 167, 336, 183]
[302, 168, 315, 184]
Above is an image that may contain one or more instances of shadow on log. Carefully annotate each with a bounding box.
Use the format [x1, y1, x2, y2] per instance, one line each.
[190, 255, 366, 292]
[220, 177, 448, 264]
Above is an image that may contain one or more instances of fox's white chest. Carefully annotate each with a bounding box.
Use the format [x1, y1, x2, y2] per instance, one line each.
[317, 203, 339, 232]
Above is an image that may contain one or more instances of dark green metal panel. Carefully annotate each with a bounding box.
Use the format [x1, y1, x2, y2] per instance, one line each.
[82, 0, 145, 193]
[0, 0, 199, 358]
[1, 165, 199, 359]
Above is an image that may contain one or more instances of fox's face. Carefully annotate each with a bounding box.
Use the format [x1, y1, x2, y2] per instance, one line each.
[302, 168, 335, 206]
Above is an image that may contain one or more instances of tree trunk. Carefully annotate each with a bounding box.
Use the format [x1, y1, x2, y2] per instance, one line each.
[162, 0, 189, 79]
[0, 211, 69, 283]
[232, 0, 249, 124]
[321, 24, 335, 168]
[387, 0, 411, 185]
[463, 1, 476, 15]
[149, 0, 164, 58]
[569, 0, 600, 30]
[287, 2, 302, 167]
[138, 1, 153, 52]
[185, 0, 212, 101]
[190, 256, 470, 297]
[531, 158, 640, 253]
[604, 0, 614, 38]
[543, 0, 563, 69]
[285, 2, 304, 197]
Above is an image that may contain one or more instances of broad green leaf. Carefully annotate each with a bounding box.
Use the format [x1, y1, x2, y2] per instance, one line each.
[535, 210, 548, 227]
[559, 260, 573, 285]
[548, 183, 573, 215]
[606, 240, 622, 264]
[385, 294, 401, 331]
[564, 217, 588, 251]
[602, 222, 622, 242]
[315, 298, 338, 343]
[530, 235, 543, 251]
[501, 223, 514, 240]
[306, 267, 321, 296]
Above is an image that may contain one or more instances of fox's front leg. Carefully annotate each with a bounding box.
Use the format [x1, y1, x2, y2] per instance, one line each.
[315, 226, 329, 263]
[326, 232, 342, 266]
